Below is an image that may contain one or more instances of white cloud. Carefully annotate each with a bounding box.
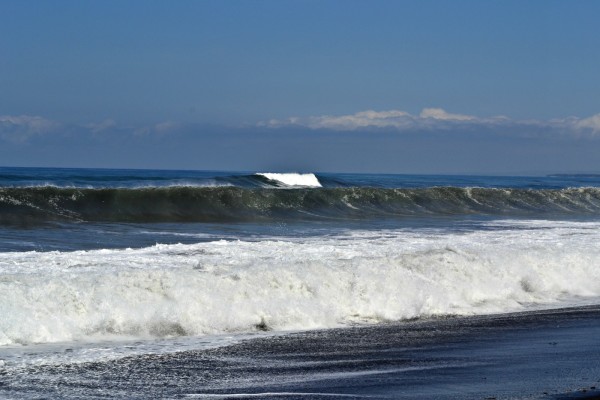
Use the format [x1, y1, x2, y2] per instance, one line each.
[260, 108, 493, 131]
[575, 113, 600, 133]
[0, 115, 60, 143]
[154, 121, 182, 134]
[259, 108, 600, 137]
[86, 119, 117, 134]
[306, 110, 414, 130]
[419, 108, 475, 121]
[3, 110, 600, 145]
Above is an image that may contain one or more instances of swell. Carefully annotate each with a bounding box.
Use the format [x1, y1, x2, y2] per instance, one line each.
[1, 186, 600, 224]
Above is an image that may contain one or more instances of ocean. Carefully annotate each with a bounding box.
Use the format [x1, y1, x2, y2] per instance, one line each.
[1, 167, 600, 399]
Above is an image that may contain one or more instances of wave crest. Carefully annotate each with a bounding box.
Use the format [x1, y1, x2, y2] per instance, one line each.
[255, 173, 322, 187]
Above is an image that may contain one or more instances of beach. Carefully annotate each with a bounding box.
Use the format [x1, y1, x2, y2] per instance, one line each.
[2, 305, 599, 399]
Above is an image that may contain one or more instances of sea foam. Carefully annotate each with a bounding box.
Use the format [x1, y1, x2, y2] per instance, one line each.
[1, 220, 600, 346]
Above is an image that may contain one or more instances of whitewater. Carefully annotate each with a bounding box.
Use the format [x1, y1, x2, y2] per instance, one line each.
[2, 220, 600, 347]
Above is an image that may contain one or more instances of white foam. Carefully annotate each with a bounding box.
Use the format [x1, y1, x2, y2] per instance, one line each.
[256, 173, 322, 187]
[1, 220, 600, 348]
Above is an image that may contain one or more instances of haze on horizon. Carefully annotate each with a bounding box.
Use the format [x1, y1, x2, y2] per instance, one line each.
[1, 0, 599, 175]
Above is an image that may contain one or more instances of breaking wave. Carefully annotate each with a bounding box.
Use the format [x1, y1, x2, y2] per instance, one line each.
[1, 222, 600, 346]
[1, 186, 600, 224]
[255, 173, 322, 187]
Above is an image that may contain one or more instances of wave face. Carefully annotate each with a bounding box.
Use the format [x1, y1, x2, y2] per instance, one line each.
[1, 221, 599, 346]
[1, 186, 600, 224]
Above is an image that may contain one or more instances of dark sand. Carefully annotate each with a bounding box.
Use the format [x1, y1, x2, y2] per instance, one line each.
[2, 305, 600, 399]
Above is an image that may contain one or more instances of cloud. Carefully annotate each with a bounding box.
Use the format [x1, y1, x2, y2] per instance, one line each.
[133, 121, 184, 136]
[419, 108, 475, 121]
[259, 108, 600, 137]
[86, 119, 117, 134]
[259, 107, 501, 131]
[4, 109, 600, 147]
[308, 110, 414, 130]
[575, 113, 600, 133]
[260, 110, 411, 130]
[0, 115, 60, 143]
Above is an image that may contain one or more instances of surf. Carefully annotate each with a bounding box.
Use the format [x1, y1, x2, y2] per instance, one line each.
[1, 221, 599, 346]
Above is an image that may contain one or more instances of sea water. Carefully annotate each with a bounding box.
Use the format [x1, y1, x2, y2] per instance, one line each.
[1, 167, 600, 376]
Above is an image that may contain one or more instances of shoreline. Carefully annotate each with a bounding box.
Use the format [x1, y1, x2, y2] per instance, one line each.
[2, 305, 600, 399]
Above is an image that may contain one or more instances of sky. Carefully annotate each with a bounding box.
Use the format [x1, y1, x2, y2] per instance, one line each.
[1, 0, 600, 175]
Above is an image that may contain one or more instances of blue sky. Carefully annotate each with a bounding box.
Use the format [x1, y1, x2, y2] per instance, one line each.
[1, 1, 600, 174]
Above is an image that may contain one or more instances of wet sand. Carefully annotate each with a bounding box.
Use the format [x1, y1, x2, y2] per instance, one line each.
[2, 305, 600, 399]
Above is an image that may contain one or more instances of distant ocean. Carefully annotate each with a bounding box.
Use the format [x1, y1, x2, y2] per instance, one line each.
[1, 167, 600, 397]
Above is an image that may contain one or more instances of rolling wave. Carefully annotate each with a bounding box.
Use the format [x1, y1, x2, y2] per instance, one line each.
[1, 223, 600, 346]
[1, 186, 600, 224]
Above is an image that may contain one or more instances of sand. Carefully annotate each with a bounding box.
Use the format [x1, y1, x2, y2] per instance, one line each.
[2, 305, 600, 399]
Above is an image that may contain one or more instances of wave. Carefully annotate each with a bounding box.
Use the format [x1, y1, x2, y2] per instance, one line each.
[1, 223, 599, 346]
[2, 186, 600, 224]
